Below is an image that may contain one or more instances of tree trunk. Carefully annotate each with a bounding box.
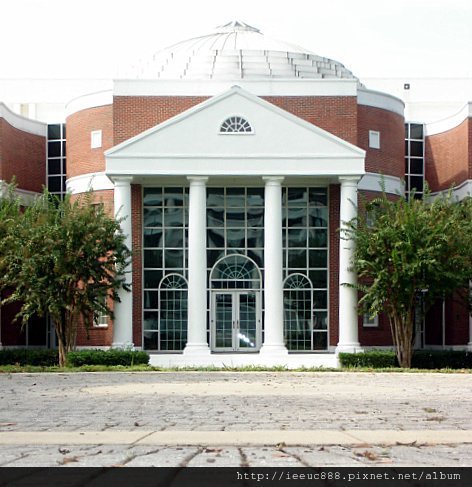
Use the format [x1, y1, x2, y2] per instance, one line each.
[389, 308, 414, 368]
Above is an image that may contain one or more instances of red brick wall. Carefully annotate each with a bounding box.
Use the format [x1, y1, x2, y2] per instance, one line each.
[263, 96, 357, 144]
[113, 96, 208, 145]
[425, 119, 470, 192]
[357, 105, 405, 179]
[66, 105, 113, 179]
[131, 184, 143, 346]
[328, 184, 340, 347]
[0, 119, 45, 192]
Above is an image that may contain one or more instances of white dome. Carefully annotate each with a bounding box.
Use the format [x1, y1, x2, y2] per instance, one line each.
[132, 21, 359, 82]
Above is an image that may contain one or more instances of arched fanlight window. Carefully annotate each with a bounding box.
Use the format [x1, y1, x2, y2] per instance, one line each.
[158, 273, 188, 351]
[283, 273, 313, 351]
[210, 254, 261, 290]
[220, 116, 253, 134]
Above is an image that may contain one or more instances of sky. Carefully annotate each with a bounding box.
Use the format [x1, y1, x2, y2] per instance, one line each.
[0, 0, 471, 80]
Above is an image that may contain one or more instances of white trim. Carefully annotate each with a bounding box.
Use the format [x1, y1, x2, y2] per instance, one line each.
[113, 79, 359, 97]
[65, 90, 113, 117]
[0, 180, 40, 206]
[91, 129, 103, 149]
[66, 172, 114, 195]
[429, 179, 472, 202]
[363, 314, 379, 328]
[368, 130, 380, 149]
[0, 102, 47, 137]
[425, 103, 472, 136]
[357, 88, 405, 117]
[358, 173, 404, 195]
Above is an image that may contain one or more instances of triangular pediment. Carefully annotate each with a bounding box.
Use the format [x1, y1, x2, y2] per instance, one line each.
[106, 86, 365, 178]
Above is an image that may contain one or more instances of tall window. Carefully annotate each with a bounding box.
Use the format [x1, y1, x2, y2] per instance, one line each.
[405, 123, 425, 200]
[47, 124, 67, 199]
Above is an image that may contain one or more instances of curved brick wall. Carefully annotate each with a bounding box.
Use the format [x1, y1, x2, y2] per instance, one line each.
[425, 118, 471, 192]
[0, 118, 45, 192]
[357, 105, 404, 179]
[66, 105, 113, 179]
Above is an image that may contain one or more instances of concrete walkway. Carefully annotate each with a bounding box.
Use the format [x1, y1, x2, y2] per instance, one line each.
[0, 371, 471, 466]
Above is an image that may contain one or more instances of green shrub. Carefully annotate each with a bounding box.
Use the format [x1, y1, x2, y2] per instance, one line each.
[0, 349, 59, 366]
[339, 350, 397, 368]
[66, 349, 149, 367]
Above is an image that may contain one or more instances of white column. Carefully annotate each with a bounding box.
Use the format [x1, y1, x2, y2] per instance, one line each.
[336, 177, 362, 354]
[112, 177, 134, 348]
[260, 177, 288, 355]
[184, 177, 210, 355]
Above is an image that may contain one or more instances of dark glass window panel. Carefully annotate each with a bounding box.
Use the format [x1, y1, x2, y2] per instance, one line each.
[405, 178, 410, 191]
[226, 188, 246, 207]
[143, 331, 158, 350]
[48, 141, 61, 157]
[62, 159, 67, 173]
[48, 176, 62, 192]
[285, 207, 306, 227]
[288, 249, 306, 268]
[143, 188, 163, 206]
[164, 228, 184, 248]
[410, 176, 424, 192]
[313, 311, 328, 330]
[226, 209, 246, 227]
[309, 188, 327, 206]
[207, 250, 225, 268]
[27, 319, 47, 346]
[405, 140, 409, 156]
[309, 270, 327, 288]
[227, 228, 245, 248]
[405, 158, 409, 174]
[48, 124, 61, 139]
[246, 188, 264, 206]
[247, 228, 264, 247]
[144, 249, 163, 268]
[207, 228, 225, 248]
[62, 142, 66, 157]
[207, 208, 225, 227]
[143, 207, 162, 227]
[143, 228, 163, 248]
[48, 159, 61, 174]
[286, 188, 308, 206]
[410, 141, 423, 157]
[144, 291, 159, 309]
[246, 207, 264, 227]
[308, 229, 327, 248]
[313, 332, 328, 350]
[152, 311, 169, 336]
[61, 124, 66, 138]
[313, 290, 328, 309]
[144, 270, 162, 289]
[207, 188, 225, 207]
[309, 249, 327, 268]
[164, 207, 184, 227]
[61, 176, 67, 192]
[404, 124, 409, 139]
[164, 188, 184, 207]
[246, 249, 263, 269]
[409, 124, 423, 139]
[164, 249, 183, 268]
[287, 228, 307, 248]
[308, 207, 328, 227]
[413, 193, 423, 200]
[409, 159, 423, 175]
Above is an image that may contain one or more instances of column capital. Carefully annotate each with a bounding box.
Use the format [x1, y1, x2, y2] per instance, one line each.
[187, 176, 209, 185]
[112, 176, 134, 186]
[262, 176, 285, 186]
[338, 176, 361, 185]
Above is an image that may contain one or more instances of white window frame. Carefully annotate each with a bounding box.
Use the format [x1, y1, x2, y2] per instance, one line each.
[369, 130, 380, 149]
[91, 130, 102, 149]
[363, 313, 379, 328]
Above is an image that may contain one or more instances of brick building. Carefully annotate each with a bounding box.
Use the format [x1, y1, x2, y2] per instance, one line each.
[0, 21, 471, 366]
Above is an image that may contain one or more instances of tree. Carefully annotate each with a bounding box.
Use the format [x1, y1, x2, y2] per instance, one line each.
[344, 190, 472, 368]
[0, 188, 131, 366]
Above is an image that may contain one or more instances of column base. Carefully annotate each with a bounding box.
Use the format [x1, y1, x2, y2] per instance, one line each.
[183, 343, 211, 355]
[259, 344, 289, 356]
[111, 342, 135, 350]
[335, 343, 363, 354]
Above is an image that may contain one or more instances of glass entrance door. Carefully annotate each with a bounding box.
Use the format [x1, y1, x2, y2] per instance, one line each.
[212, 291, 260, 351]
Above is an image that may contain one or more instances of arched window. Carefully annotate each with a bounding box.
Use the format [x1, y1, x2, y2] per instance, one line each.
[210, 254, 261, 290]
[283, 274, 313, 351]
[220, 116, 253, 134]
[158, 273, 188, 351]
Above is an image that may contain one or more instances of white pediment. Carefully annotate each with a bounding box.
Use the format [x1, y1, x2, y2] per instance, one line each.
[106, 86, 365, 178]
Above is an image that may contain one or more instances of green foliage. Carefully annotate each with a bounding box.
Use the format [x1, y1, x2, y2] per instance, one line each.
[0, 184, 132, 366]
[339, 350, 472, 369]
[66, 349, 149, 367]
[339, 351, 397, 368]
[344, 189, 472, 367]
[0, 348, 59, 366]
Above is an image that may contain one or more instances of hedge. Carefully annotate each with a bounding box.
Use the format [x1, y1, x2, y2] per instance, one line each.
[66, 349, 149, 367]
[0, 349, 59, 366]
[339, 350, 472, 369]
